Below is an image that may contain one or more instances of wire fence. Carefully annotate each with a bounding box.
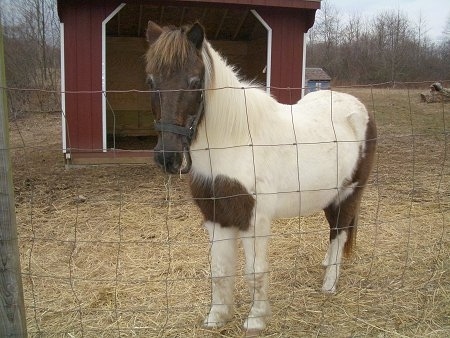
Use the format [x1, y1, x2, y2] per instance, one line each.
[4, 82, 450, 336]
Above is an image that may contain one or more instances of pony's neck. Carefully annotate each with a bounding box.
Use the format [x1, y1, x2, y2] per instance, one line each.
[203, 42, 243, 91]
[194, 42, 259, 148]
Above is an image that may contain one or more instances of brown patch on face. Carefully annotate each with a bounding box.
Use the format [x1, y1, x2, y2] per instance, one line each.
[190, 175, 255, 231]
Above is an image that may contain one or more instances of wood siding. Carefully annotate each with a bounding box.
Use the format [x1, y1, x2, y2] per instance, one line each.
[123, 0, 320, 10]
[59, 1, 120, 151]
[57, 0, 318, 160]
[258, 8, 313, 104]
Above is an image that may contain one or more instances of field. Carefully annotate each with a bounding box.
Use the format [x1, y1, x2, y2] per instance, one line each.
[10, 87, 449, 337]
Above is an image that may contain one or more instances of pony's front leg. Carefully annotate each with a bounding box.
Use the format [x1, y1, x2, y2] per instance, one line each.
[240, 216, 271, 332]
[204, 221, 238, 328]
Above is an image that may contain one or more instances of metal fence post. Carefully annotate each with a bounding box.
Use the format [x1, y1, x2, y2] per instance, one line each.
[0, 22, 27, 337]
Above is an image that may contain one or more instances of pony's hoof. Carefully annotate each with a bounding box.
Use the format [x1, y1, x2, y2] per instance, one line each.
[321, 283, 337, 293]
[243, 317, 266, 333]
[245, 328, 262, 337]
[203, 309, 232, 328]
[322, 271, 338, 293]
[203, 317, 227, 328]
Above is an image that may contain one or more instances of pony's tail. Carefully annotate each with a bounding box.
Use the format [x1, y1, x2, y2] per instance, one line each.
[344, 214, 358, 257]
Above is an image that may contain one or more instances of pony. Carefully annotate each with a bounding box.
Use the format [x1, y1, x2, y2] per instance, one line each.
[145, 21, 377, 332]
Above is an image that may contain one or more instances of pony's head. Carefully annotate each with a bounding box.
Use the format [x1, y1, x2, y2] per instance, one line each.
[145, 21, 206, 174]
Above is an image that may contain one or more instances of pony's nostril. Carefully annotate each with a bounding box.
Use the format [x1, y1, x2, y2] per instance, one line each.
[154, 150, 180, 173]
[155, 150, 170, 167]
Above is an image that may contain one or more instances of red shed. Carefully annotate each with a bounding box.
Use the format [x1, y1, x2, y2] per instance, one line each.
[57, 0, 320, 165]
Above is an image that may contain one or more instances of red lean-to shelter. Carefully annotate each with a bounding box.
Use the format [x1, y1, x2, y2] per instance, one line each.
[56, 0, 320, 164]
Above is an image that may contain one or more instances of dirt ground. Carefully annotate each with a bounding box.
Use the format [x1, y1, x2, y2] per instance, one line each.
[9, 87, 450, 337]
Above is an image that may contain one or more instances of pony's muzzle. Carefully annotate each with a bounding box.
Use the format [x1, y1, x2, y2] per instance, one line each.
[153, 119, 196, 174]
[154, 144, 191, 174]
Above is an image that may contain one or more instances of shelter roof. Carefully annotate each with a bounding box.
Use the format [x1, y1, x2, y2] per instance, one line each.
[305, 67, 331, 81]
[57, 1, 320, 41]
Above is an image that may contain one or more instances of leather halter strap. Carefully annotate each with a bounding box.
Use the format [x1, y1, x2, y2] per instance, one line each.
[154, 121, 194, 138]
[154, 92, 204, 145]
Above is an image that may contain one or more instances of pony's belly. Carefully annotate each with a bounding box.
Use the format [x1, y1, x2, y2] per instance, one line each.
[273, 190, 337, 218]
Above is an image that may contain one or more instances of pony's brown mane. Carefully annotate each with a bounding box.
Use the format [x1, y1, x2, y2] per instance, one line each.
[145, 25, 199, 75]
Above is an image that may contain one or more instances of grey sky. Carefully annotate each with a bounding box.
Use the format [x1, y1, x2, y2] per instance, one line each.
[322, 0, 449, 42]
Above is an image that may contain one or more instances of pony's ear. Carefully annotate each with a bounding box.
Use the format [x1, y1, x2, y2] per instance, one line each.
[146, 21, 163, 43]
[187, 22, 204, 49]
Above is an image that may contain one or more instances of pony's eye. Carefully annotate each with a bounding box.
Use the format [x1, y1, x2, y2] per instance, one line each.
[188, 76, 201, 89]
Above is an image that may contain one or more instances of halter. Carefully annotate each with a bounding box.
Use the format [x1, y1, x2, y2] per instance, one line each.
[154, 91, 204, 146]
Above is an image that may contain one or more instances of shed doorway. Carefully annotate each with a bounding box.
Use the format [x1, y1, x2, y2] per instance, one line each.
[104, 4, 269, 151]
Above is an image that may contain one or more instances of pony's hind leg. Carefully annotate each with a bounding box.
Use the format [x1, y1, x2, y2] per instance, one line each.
[321, 225, 349, 293]
[322, 195, 360, 293]
[204, 221, 238, 328]
[322, 109, 376, 293]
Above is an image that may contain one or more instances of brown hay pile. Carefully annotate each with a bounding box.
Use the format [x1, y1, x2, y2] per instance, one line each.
[10, 87, 449, 337]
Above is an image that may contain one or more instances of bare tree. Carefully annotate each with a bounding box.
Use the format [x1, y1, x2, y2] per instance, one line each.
[370, 10, 412, 82]
[438, 14, 450, 78]
[339, 12, 368, 84]
[307, 6, 449, 85]
[308, 0, 342, 74]
[2, 0, 60, 113]
[443, 14, 450, 38]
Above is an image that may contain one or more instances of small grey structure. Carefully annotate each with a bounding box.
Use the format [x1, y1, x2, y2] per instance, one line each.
[305, 67, 331, 93]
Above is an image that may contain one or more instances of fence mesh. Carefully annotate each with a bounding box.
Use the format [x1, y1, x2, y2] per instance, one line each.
[5, 83, 450, 336]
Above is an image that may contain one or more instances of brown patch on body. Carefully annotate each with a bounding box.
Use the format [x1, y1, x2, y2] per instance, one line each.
[324, 110, 377, 255]
[190, 174, 255, 231]
[350, 110, 378, 192]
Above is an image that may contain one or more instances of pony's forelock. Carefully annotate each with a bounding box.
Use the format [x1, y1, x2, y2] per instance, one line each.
[145, 26, 199, 75]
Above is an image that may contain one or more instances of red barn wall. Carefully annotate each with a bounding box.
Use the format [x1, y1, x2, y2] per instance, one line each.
[59, 0, 120, 152]
[58, 1, 317, 157]
[258, 8, 313, 104]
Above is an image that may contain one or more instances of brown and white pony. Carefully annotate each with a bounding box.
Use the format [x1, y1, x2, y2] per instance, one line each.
[145, 21, 377, 332]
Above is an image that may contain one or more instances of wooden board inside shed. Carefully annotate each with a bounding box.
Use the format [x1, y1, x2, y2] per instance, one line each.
[106, 37, 153, 138]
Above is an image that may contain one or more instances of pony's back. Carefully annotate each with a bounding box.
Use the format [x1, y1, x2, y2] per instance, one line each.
[292, 90, 369, 144]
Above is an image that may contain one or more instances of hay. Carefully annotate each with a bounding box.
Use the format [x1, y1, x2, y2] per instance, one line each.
[10, 87, 449, 337]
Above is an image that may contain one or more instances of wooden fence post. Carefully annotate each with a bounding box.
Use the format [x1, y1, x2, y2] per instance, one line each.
[0, 22, 28, 337]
